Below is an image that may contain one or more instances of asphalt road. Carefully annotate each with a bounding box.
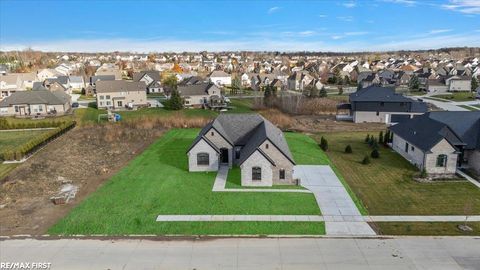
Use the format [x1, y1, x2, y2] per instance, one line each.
[1, 237, 479, 269]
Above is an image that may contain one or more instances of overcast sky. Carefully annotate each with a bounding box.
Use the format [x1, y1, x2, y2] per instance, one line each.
[1, 0, 479, 52]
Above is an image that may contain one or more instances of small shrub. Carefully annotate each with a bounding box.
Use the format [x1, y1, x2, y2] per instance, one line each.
[378, 131, 384, 144]
[420, 167, 428, 178]
[361, 155, 371, 165]
[371, 149, 380, 159]
[319, 137, 329, 151]
[344, 145, 352, 153]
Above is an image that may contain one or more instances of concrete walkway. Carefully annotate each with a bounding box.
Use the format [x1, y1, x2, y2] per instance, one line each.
[457, 169, 480, 188]
[3, 238, 479, 269]
[294, 165, 376, 236]
[212, 165, 311, 193]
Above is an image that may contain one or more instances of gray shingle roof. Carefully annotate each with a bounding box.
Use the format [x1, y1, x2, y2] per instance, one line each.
[0, 90, 70, 107]
[188, 113, 295, 165]
[133, 71, 161, 82]
[350, 86, 428, 113]
[389, 111, 480, 151]
[178, 82, 219, 97]
[96, 80, 146, 93]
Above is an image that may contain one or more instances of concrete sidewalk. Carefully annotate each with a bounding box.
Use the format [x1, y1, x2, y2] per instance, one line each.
[2, 238, 479, 269]
[294, 165, 376, 236]
[156, 215, 480, 223]
[457, 169, 480, 188]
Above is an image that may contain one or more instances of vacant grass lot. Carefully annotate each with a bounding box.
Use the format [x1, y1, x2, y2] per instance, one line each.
[318, 131, 480, 215]
[0, 130, 51, 152]
[375, 222, 480, 236]
[49, 129, 323, 235]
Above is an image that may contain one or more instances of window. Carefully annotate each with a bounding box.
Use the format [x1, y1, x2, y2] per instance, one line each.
[252, 167, 261, 181]
[235, 148, 241, 159]
[100, 95, 104, 100]
[106, 95, 111, 99]
[405, 142, 409, 153]
[99, 102, 103, 106]
[117, 101, 123, 107]
[279, 169, 285, 180]
[376, 111, 379, 116]
[106, 101, 111, 106]
[380, 102, 385, 106]
[411, 146, 415, 152]
[436, 155, 447, 167]
[211, 131, 214, 136]
[14, 106, 19, 113]
[265, 143, 269, 149]
[197, 153, 209, 166]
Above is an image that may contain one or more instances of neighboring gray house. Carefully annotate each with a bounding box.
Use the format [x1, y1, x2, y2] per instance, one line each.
[187, 114, 295, 187]
[339, 86, 428, 124]
[177, 82, 224, 108]
[0, 90, 71, 116]
[445, 75, 471, 92]
[133, 71, 163, 94]
[389, 112, 480, 177]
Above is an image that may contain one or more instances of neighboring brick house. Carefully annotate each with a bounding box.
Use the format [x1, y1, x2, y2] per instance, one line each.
[95, 80, 147, 110]
[389, 112, 480, 176]
[187, 114, 295, 187]
[339, 86, 428, 124]
[0, 90, 71, 116]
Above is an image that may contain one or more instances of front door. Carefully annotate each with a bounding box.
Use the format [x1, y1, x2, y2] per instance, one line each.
[220, 148, 229, 164]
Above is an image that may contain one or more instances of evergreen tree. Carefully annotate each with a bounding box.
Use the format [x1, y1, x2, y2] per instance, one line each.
[165, 89, 183, 110]
[408, 74, 420, 90]
[319, 86, 328, 98]
[320, 137, 329, 151]
[378, 131, 384, 144]
[365, 134, 370, 143]
[472, 77, 479, 92]
[371, 149, 380, 159]
[345, 145, 353, 153]
[338, 86, 344, 95]
[362, 155, 371, 165]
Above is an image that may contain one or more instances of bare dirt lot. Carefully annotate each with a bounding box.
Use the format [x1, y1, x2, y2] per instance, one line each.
[0, 124, 164, 235]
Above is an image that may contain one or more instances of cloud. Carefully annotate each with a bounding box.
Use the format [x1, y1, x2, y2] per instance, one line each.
[318, 14, 327, 18]
[442, 0, 480, 14]
[342, 2, 357, 8]
[298, 30, 316, 37]
[381, 0, 417, 6]
[267, 6, 280, 14]
[344, 31, 369, 36]
[337, 16, 354, 22]
[1, 32, 478, 53]
[428, 29, 452, 34]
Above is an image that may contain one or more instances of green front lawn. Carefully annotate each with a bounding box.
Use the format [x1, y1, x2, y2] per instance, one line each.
[432, 92, 476, 102]
[225, 166, 305, 189]
[458, 105, 479, 111]
[49, 129, 322, 235]
[319, 132, 480, 215]
[374, 222, 480, 236]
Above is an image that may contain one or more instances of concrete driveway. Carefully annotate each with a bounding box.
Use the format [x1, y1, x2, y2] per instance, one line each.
[294, 165, 376, 236]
